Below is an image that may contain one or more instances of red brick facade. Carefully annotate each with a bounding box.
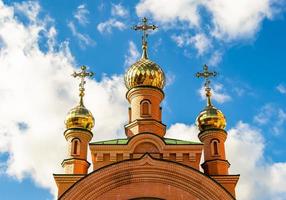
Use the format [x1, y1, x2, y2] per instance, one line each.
[59, 154, 234, 200]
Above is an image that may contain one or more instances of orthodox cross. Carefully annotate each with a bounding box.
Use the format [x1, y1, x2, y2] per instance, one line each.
[196, 64, 217, 89]
[196, 64, 217, 106]
[132, 17, 157, 46]
[72, 65, 94, 106]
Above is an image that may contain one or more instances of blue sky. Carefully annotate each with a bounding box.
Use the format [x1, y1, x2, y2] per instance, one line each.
[0, 0, 286, 200]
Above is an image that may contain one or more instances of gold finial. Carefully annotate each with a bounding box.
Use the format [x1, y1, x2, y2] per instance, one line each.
[72, 65, 94, 106]
[132, 17, 158, 59]
[196, 64, 217, 107]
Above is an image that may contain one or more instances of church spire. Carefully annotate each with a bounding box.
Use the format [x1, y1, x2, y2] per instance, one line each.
[132, 17, 157, 59]
[57, 65, 95, 189]
[195, 65, 239, 197]
[124, 17, 166, 138]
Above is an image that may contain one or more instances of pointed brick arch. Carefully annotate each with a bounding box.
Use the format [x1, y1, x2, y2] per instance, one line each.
[60, 154, 234, 200]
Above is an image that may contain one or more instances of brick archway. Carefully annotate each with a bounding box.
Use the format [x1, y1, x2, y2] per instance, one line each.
[60, 154, 234, 200]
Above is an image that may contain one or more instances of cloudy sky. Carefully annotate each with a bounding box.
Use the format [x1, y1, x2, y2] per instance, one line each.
[0, 0, 286, 199]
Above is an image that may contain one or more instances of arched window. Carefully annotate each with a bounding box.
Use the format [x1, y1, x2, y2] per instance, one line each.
[211, 139, 219, 156]
[213, 141, 218, 155]
[141, 100, 151, 116]
[71, 138, 80, 156]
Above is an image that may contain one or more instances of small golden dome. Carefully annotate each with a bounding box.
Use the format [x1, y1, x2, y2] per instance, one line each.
[124, 57, 165, 90]
[195, 64, 226, 131]
[196, 105, 226, 131]
[65, 104, 94, 131]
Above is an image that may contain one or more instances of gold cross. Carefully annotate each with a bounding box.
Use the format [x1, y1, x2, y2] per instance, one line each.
[132, 17, 157, 46]
[196, 64, 217, 106]
[196, 64, 217, 89]
[72, 65, 94, 106]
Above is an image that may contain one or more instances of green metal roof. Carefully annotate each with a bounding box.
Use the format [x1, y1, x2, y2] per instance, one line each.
[91, 138, 201, 145]
[164, 138, 200, 144]
[91, 139, 128, 145]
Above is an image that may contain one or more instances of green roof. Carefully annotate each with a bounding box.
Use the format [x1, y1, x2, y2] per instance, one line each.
[91, 138, 201, 145]
[164, 138, 200, 144]
[91, 139, 129, 145]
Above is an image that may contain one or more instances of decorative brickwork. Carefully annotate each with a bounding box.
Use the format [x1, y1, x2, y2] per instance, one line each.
[60, 154, 235, 200]
[90, 133, 203, 171]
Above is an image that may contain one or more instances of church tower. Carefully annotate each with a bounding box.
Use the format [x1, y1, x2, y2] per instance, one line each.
[124, 17, 166, 137]
[54, 66, 94, 196]
[196, 65, 239, 196]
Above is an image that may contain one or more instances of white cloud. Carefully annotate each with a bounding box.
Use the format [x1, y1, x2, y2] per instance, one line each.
[227, 122, 286, 200]
[172, 33, 211, 55]
[87, 76, 128, 141]
[191, 33, 211, 55]
[226, 122, 265, 200]
[74, 4, 89, 26]
[253, 103, 286, 135]
[199, 83, 231, 104]
[166, 123, 200, 142]
[124, 41, 140, 67]
[166, 121, 286, 200]
[111, 4, 128, 18]
[136, 0, 282, 40]
[97, 18, 126, 34]
[14, 1, 40, 22]
[208, 50, 223, 66]
[171, 34, 185, 47]
[254, 104, 273, 125]
[277, 84, 286, 94]
[68, 21, 95, 48]
[136, 0, 201, 27]
[0, 1, 127, 198]
[204, 0, 275, 40]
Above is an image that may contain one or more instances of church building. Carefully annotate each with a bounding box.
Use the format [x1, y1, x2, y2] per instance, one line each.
[53, 18, 239, 200]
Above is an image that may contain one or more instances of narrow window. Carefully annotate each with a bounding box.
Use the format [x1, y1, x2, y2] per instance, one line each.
[71, 138, 80, 156]
[141, 100, 151, 116]
[142, 102, 149, 115]
[213, 141, 218, 155]
[73, 140, 78, 154]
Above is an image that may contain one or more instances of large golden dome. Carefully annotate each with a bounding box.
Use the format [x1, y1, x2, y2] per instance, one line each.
[124, 37, 165, 91]
[196, 105, 226, 131]
[65, 104, 94, 131]
[125, 17, 165, 90]
[125, 57, 165, 90]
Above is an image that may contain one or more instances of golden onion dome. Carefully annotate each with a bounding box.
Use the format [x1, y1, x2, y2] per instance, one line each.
[124, 44, 165, 90]
[65, 104, 94, 131]
[65, 65, 95, 131]
[195, 64, 226, 131]
[196, 105, 226, 131]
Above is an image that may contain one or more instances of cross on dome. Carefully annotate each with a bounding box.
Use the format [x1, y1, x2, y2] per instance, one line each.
[72, 65, 94, 106]
[196, 64, 217, 106]
[132, 17, 158, 59]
